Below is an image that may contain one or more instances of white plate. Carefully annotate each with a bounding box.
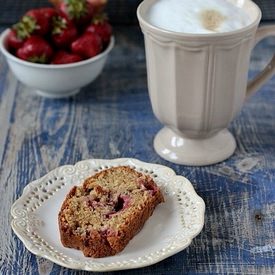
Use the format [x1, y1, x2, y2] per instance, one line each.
[11, 158, 205, 272]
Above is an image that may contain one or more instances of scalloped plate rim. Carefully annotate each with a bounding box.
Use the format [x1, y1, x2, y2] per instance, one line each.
[10, 158, 205, 271]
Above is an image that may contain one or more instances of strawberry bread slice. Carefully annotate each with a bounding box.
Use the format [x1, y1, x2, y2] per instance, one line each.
[58, 166, 164, 257]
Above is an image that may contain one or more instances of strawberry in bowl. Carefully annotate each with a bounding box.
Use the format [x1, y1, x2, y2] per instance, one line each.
[51, 14, 78, 49]
[57, 0, 95, 28]
[71, 32, 102, 58]
[0, 0, 114, 98]
[16, 36, 53, 63]
[5, 0, 113, 65]
[86, 14, 112, 47]
[0, 29, 114, 98]
[51, 51, 83, 64]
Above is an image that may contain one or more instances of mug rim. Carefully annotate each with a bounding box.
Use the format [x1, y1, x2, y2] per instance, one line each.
[137, 0, 262, 40]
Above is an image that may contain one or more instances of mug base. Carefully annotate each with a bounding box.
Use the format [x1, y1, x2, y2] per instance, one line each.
[35, 89, 80, 98]
[154, 127, 236, 166]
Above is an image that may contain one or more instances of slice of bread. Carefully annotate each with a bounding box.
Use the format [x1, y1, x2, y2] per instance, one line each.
[58, 166, 164, 257]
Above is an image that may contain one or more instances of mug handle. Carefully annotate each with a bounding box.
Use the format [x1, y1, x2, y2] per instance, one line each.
[247, 25, 275, 97]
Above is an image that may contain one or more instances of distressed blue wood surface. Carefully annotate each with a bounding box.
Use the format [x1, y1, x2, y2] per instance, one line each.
[0, 26, 274, 275]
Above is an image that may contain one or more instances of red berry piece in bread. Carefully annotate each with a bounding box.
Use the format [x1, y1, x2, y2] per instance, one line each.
[51, 51, 82, 64]
[52, 15, 78, 49]
[71, 32, 102, 59]
[16, 36, 53, 64]
[6, 29, 25, 50]
[86, 14, 112, 46]
[58, 0, 94, 27]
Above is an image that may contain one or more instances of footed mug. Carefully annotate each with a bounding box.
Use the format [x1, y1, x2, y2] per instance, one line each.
[137, 0, 275, 165]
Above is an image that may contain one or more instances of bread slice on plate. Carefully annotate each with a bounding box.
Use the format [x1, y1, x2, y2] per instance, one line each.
[58, 166, 164, 258]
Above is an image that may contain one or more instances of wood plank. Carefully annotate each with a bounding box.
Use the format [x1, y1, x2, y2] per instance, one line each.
[0, 26, 274, 275]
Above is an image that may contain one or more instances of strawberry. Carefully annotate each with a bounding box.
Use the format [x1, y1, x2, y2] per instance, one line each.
[58, 0, 94, 27]
[11, 9, 50, 42]
[16, 36, 53, 64]
[6, 29, 25, 50]
[23, 9, 52, 36]
[8, 8, 56, 49]
[71, 32, 102, 59]
[39, 7, 58, 20]
[51, 51, 83, 64]
[86, 14, 112, 46]
[51, 15, 78, 49]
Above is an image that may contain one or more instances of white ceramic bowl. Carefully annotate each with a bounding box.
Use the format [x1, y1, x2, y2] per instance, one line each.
[0, 29, 114, 98]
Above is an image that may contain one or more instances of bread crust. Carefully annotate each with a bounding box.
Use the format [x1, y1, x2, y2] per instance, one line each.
[58, 166, 164, 257]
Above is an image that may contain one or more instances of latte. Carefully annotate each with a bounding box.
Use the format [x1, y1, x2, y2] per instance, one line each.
[147, 0, 252, 34]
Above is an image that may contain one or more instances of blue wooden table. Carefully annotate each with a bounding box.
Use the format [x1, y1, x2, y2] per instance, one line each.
[0, 23, 275, 274]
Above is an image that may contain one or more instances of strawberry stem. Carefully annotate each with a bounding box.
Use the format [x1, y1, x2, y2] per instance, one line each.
[52, 16, 67, 34]
[28, 54, 48, 64]
[13, 16, 37, 39]
[65, 0, 88, 19]
[92, 13, 108, 24]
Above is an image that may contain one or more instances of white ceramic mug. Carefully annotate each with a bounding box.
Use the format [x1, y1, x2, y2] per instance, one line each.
[137, 0, 275, 165]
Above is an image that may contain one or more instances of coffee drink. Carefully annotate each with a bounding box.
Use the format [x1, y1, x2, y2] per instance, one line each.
[147, 0, 252, 34]
[138, 0, 275, 165]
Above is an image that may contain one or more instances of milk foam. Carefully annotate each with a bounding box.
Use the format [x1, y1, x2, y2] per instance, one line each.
[147, 0, 252, 34]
